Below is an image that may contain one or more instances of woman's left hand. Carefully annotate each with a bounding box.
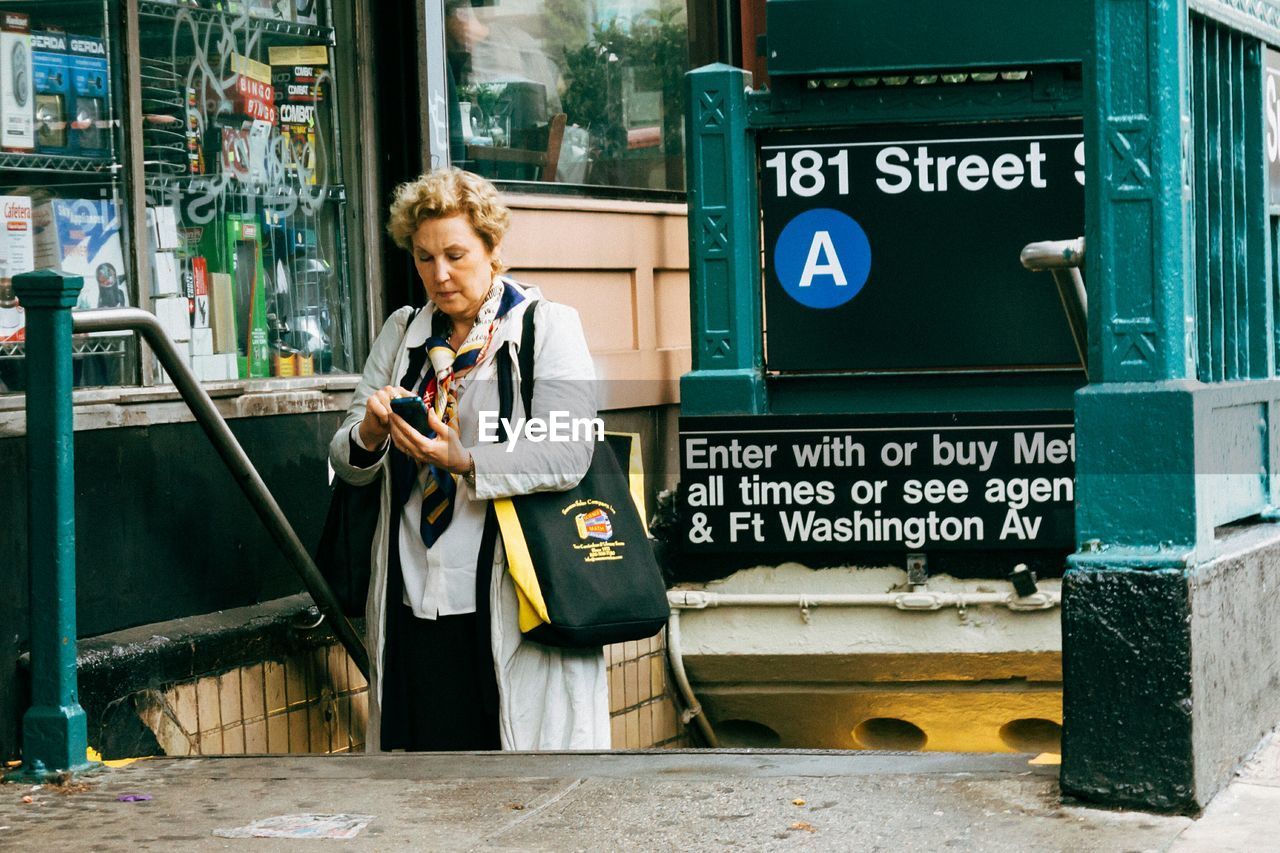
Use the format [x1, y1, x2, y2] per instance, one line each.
[389, 404, 473, 475]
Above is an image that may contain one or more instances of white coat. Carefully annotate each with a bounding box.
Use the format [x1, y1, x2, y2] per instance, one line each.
[328, 282, 610, 751]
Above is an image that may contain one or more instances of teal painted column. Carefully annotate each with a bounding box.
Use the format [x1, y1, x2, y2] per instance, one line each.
[1065, 0, 1202, 811]
[1075, 0, 1197, 554]
[681, 63, 767, 415]
[1085, 0, 1193, 383]
[12, 270, 94, 779]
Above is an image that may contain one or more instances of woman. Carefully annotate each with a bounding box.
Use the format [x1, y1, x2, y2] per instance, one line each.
[328, 168, 608, 751]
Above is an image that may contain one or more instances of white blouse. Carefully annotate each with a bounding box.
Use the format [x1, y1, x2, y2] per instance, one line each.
[351, 290, 596, 620]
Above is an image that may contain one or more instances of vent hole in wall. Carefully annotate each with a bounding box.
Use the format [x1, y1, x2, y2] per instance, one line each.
[715, 719, 782, 748]
[998, 718, 1062, 753]
[852, 717, 927, 751]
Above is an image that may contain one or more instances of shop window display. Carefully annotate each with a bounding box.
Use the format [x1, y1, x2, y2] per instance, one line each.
[138, 1, 359, 381]
[447, 0, 692, 192]
[0, 0, 366, 395]
[0, 0, 136, 394]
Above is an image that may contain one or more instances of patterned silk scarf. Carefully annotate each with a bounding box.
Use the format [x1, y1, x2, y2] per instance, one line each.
[399, 279, 525, 548]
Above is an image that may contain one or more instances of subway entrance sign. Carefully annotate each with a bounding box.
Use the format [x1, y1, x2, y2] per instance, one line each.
[761, 119, 1085, 372]
[679, 412, 1075, 557]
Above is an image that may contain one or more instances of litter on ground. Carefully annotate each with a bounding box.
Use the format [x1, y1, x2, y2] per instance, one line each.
[212, 814, 375, 840]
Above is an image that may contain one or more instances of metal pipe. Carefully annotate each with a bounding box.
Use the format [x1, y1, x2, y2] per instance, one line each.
[667, 588, 1060, 612]
[1021, 237, 1088, 376]
[1020, 237, 1085, 271]
[70, 308, 370, 679]
[665, 609, 719, 747]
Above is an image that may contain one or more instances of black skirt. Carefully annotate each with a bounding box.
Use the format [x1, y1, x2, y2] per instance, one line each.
[379, 603, 500, 751]
[379, 501, 501, 752]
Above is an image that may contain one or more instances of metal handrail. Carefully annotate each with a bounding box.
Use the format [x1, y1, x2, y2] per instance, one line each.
[1021, 237, 1088, 378]
[71, 308, 369, 679]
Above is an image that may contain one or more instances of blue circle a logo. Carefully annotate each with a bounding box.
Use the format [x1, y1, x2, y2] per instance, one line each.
[773, 209, 872, 309]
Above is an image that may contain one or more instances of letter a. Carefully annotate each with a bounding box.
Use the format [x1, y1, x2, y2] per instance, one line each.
[798, 231, 848, 287]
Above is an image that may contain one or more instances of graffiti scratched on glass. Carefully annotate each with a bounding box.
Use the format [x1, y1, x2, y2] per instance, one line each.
[145, 8, 331, 223]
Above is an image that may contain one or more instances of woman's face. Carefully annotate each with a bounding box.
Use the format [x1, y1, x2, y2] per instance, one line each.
[411, 214, 497, 325]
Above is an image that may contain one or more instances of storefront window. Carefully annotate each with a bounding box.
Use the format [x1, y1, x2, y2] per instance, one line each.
[0, 0, 137, 394]
[0, 0, 367, 395]
[446, 0, 691, 192]
[138, 1, 361, 381]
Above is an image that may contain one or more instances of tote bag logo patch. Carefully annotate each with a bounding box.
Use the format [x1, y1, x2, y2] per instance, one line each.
[565, 499, 625, 561]
[572, 503, 614, 541]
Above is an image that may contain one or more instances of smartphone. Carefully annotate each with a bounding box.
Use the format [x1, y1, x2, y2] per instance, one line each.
[390, 395, 431, 435]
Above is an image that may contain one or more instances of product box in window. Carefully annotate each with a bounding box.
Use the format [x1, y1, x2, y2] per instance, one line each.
[293, 0, 318, 25]
[68, 33, 109, 158]
[185, 85, 204, 175]
[0, 195, 33, 343]
[220, 120, 272, 187]
[270, 45, 328, 185]
[246, 0, 290, 20]
[32, 198, 129, 312]
[191, 255, 210, 328]
[230, 53, 275, 124]
[201, 212, 269, 379]
[208, 271, 236, 357]
[1, 12, 34, 152]
[31, 30, 69, 153]
[218, 54, 274, 187]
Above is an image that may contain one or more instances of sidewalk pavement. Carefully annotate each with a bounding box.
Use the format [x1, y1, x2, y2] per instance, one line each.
[1, 735, 1277, 851]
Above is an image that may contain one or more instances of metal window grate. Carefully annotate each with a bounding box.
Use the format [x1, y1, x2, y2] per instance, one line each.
[1189, 15, 1271, 381]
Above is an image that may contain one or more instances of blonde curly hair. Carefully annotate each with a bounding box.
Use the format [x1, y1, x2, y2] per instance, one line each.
[387, 169, 511, 273]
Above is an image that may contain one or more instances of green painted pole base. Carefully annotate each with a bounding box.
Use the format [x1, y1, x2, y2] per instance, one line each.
[6, 706, 96, 782]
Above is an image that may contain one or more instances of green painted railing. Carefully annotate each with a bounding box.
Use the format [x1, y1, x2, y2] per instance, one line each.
[1189, 14, 1271, 381]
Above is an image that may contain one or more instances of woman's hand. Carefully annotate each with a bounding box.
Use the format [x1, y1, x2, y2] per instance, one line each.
[389, 402, 474, 475]
[359, 385, 412, 450]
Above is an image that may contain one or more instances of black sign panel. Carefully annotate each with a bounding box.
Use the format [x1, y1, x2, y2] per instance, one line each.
[760, 120, 1085, 372]
[679, 412, 1075, 555]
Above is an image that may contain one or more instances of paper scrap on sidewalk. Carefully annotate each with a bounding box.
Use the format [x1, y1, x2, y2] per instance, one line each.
[213, 814, 375, 840]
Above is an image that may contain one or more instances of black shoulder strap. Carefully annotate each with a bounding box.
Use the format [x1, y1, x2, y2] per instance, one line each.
[518, 300, 538, 416]
[496, 341, 513, 444]
[495, 299, 538, 439]
[395, 305, 426, 389]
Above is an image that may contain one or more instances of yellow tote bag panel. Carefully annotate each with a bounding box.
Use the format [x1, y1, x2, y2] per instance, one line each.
[611, 430, 648, 535]
[493, 497, 550, 632]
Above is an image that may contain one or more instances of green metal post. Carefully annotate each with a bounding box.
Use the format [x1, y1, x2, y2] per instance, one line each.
[12, 270, 95, 780]
[1074, 0, 1197, 553]
[681, 63, 767, 415]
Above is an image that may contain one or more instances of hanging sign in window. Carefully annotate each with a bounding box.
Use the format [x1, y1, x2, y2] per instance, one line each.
[760, 119, 1085, 372]
[679, 412, 1075, 556]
